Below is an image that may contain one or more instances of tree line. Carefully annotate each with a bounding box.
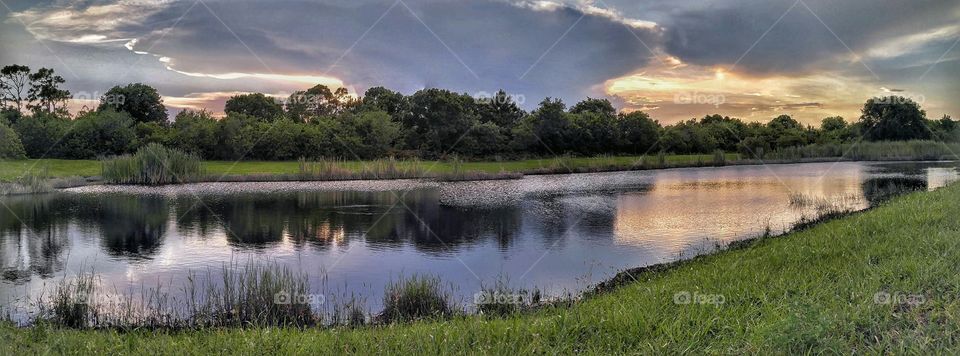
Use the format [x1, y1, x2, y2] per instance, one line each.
[0, 64, 956, 160]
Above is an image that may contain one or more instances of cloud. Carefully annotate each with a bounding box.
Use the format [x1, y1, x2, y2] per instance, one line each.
[3, 0, 958, 122]
[9, 0, 662, 110]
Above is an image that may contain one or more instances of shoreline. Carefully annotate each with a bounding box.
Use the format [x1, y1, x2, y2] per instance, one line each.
[1, 156, 955, 197]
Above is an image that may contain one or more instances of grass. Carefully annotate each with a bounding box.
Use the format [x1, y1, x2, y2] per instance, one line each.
[101, 144, 204, 185]
[3, 182, 960, 353]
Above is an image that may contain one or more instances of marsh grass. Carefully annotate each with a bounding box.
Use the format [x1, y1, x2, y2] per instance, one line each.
[297, 157, 426, 180]
[185, 262, 316, 328]
[764, 140, 960, 161]
[379, 275, 455, 323]
[101, 144, 203, 185]
[435, 156, 523, 181]
[0, 170, 52, 195]
[33, 262, 320, 329]
[38, 272, 98, 328]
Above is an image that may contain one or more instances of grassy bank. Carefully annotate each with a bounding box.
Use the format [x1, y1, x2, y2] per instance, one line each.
[1, 153, 734, 182]
[3, 182, 960, 353]
[2, 140, 957, 184]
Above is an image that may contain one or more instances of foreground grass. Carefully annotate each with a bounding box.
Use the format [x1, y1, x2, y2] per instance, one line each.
[1, 154, 734, 182]
[4, 184, 960, 353]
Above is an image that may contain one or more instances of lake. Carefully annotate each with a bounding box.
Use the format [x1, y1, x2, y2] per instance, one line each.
[1, 161, 957, 318]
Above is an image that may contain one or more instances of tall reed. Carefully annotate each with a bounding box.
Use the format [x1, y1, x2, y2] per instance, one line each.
[101, 144, 203, 185]
[297, 157, 426, 180]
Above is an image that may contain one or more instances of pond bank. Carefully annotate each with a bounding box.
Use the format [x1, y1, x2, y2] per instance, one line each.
[3, 180, 959, 353]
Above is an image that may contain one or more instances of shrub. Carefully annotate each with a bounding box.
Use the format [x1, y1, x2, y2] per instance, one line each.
[101, 143, 203, 185]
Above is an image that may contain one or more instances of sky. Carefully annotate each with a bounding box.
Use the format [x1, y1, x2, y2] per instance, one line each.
[0, 0, 957, 124]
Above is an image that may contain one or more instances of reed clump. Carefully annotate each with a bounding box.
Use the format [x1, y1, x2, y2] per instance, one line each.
[101, 144, 203, 185]
[379, 275, 454, 323]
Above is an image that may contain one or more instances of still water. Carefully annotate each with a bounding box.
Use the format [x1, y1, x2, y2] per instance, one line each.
[1, 161, 957, 314]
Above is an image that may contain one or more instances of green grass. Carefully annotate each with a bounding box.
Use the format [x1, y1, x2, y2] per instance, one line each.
[4, 183, 960, 353]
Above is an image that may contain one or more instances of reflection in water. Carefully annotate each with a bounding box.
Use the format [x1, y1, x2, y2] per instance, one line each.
[0, 161, 956, 313]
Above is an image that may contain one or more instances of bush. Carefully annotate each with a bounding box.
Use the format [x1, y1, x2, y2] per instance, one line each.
[101, 143, 203, 185]
[12, 113, 65, 158]
[380, 275, 453, 323]
[59, 110, 137, 159]
[0, 123, 26, 159]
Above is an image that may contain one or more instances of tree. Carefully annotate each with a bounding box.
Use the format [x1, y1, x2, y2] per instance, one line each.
[225, 93, 283, 121]
[570, 97, 616, 118]
[821, 116, 847, 131]
[859, 96, 930, 141]
[169, 110, 219, 159]
[12, 112, 66, 157]
[286, 85, 352, 122]
[60, 110, 137, 158]
[618, 111, 660, 154]
[0, 123, 26, 159]
[404, 88, 480, 156]
[476, 90, 525, 130]
[0, 65, 31, 112]
[361, 86, 408, 119]
[929, 115, 957, 142]
[27, 68, 71, 115]
[519, 98, 573, 154]
[767, 114, 801, 131]
[345, 111, 402, 158]
[570, 111, 619, 154]
[98, 83, 168, 124]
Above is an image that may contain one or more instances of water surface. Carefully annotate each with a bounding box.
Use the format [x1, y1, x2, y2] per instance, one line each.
[1, 161, 956, 315]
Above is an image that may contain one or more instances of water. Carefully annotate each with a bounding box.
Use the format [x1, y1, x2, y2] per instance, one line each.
[1, 161, 957, 317]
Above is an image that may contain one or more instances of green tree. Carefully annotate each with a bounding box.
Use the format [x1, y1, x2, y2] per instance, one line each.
[515, 98, 573, 154]
[477, 90, 524, 130]
[859, 96, 930, 141]
[821, 116, 847, 131]
[361, 87, 408, 119]
[346, 111, 402, 158]
[286, 85, 351, 122]
[768, 114, 802, 131]
[225, 93, 283, 121]
[27, 68, 71, 115]
[98, 83, 168, 124]
[169, 110, 220, 159]
[570, 97, 616, 118]
[404, 88, 480, 157]
[12, 112, 66, 157]
[0, 123, 26, 159]
[0, 65, 31, 112]
[618, 111, 660, 154]
[59, 110, 137, 158]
